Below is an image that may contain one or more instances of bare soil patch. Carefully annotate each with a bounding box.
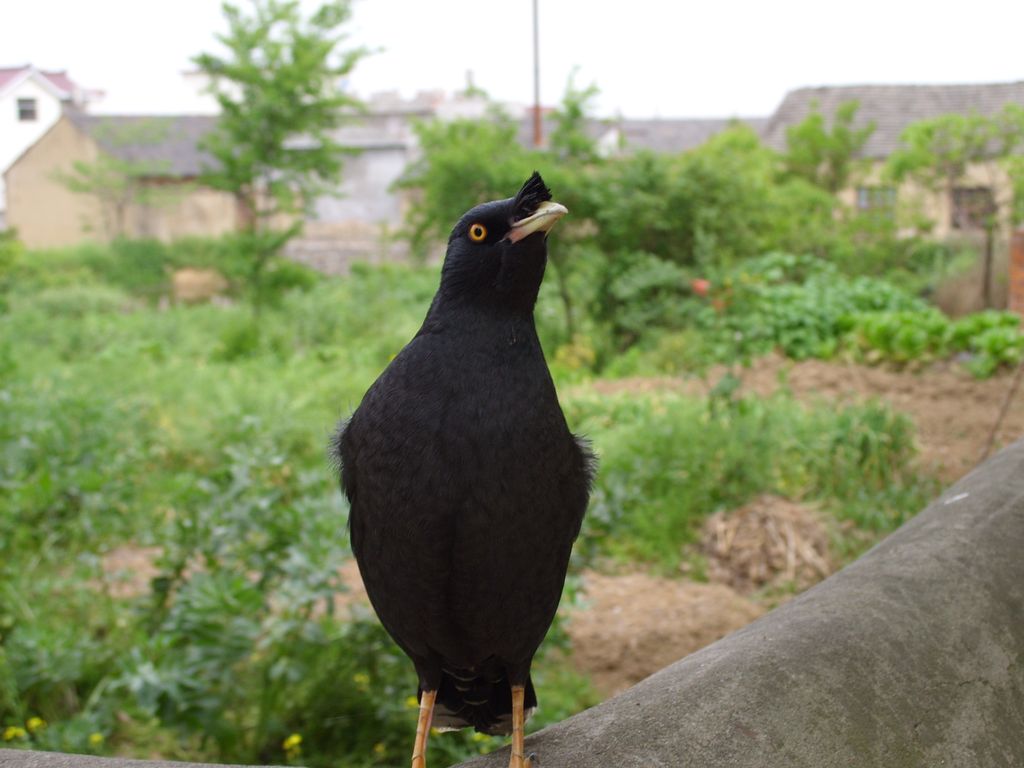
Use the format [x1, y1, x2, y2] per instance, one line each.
[172, 268, 229, 304]
[99, 544, 162, 599]
[702, 495, 832, 594]
[565, 571, 763, 696]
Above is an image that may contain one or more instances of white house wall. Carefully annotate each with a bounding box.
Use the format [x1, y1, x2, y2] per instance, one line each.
[0, 76, 65, 212]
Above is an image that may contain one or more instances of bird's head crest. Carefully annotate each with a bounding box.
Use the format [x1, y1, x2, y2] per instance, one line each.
[510, 172, 553, 223]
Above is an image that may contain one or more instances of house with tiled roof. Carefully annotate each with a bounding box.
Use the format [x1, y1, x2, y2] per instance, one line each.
[761, 81, 1024, 158]
[8, 78, 1024, 262]
[761, 82, 1024, 237]
[590, 117, 768, 156]
[290, 96, 771, 271]
[4, 113, 240, 247]
[0, 65, 101, 222]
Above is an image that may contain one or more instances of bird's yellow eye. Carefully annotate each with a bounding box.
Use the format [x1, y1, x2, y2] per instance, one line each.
[468, 223, 487, 242]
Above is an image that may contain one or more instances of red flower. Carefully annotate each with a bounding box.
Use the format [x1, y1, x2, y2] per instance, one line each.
[690, 278, 710, 297]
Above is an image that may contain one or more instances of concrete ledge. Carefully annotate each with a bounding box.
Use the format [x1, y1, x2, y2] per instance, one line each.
[4, 440, 1024, 768]
[456, 438, 1024, 767]
[0, 753, 272, 768]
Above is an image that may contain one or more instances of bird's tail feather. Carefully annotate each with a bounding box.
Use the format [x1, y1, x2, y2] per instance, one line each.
[428, 670, 537, 736]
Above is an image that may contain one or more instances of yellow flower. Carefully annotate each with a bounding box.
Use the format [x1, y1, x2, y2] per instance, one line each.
[372, 742, 387, 756]
[282, 733, 303, 751]
[404, 695, 419, 709]
[3, 726, 27, 741]
[26, 717, 46, 734]
[88, 732, 104, 747]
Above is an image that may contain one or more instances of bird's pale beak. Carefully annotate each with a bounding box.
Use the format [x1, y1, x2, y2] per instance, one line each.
[506, 200, 569, 243]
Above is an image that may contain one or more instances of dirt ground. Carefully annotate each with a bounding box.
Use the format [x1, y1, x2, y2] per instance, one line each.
[98, 544, 162, 599]
[563, 495, 835, 695]
[565, 572, 764, 695]
[591, 355, 1024, 483]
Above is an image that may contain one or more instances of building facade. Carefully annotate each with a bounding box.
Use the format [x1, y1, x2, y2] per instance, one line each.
[4, 113, 238, 248]
[761, 82, 1024, 239]
[0, 65, 99, 223]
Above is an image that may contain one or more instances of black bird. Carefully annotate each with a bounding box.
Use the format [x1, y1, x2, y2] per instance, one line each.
[333, 173, 594, 768]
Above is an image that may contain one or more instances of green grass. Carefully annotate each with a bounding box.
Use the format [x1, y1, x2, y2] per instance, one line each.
[0, 240, 940, 766]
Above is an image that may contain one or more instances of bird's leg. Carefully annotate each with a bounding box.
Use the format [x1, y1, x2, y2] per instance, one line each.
[508, 684, 528, 768]
[411, 689, 436, 768]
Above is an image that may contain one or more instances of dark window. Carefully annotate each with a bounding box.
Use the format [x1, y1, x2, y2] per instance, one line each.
[856, 186, 896, 217]
[951, 187, 996, 230]
[17, 98, 37, 121]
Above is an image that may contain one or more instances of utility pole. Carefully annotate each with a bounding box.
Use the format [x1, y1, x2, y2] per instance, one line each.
[532, 0, 542, 147]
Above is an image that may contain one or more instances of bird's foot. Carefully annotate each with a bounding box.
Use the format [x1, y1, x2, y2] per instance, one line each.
[508, 751, 537, 768]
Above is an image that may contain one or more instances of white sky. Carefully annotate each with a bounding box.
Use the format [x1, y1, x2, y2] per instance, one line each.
[3, 0, 1023, 118]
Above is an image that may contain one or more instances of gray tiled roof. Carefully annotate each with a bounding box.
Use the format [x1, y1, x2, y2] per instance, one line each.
[615, 117, 768, 153]
[761, 82, 1024, 158]
[516, 116, 768, 154]
[515, 115, 606, 148]
[66, 112, 217, 177]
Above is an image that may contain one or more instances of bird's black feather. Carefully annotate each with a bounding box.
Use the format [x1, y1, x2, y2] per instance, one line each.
[333, 173, 593, 735]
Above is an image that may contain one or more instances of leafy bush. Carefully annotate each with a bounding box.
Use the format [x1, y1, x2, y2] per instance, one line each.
[569, 390, 930, 569]
[846, 308, 1024, 376]
[847, 309, 950, 363]
[662, 253, 924, 365]
[597, 250, 693, 342]
[0, 381, 159, 557]
[966, 324, 1024, 377]
[604, 252, 1022, 378]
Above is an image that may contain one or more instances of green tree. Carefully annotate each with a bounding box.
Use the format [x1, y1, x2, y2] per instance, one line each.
[397, 112, 534, 258]
[548, 71, 601, 164]
[997, 105, 1024, 226]
[590, 125, 779, 269]
[194, 0, 367, 312]
[887, 106, 1024, 306]
[540, 73, 604, 338]
[781, 100, 875, 194]
[1008, 155, 1024, 226]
